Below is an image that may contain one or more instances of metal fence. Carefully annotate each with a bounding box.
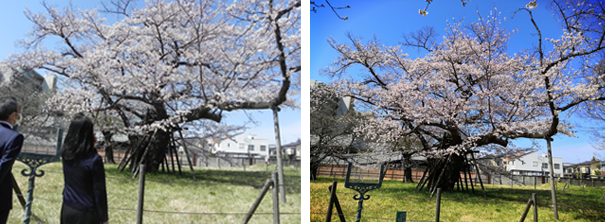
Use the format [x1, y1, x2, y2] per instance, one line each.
[317, 164, 605, 188]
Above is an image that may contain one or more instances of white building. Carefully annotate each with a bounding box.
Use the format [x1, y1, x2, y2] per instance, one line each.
[505, 151, 564, 177]
[310, 79, 353, 116]
[210, 133, 269, 158]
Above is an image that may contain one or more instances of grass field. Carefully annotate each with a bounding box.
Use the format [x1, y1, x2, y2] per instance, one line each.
[8, 162, 301, 224]
[311, 176, 605, 222]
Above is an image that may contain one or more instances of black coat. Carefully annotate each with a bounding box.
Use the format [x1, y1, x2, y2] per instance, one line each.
[0, 122, 23, 211]
[62, 152, 108, 222]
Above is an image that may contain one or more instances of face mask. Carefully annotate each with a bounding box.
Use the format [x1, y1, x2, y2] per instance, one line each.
[13, 112, 21, 126]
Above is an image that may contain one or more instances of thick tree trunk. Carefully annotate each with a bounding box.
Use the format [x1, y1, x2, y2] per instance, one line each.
[424, 154, 465, 192]
[403, 154, 414, 183]
[102, 131, 115, 164]
[310, 161, 319, 181]
[128, 129, 171, 173]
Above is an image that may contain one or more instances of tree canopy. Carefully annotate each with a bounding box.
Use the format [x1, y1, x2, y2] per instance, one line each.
[5, 0, 301, 172]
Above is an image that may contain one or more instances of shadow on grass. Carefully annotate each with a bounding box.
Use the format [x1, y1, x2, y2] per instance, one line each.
[106, 165, 301, 193]
[312, 176, 605, 221]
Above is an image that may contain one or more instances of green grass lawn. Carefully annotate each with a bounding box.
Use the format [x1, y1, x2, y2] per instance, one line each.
[311, 176, 605, 222]
[8, 162, 301, 224]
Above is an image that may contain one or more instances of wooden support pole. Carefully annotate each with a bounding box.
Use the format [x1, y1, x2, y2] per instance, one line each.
[470, 152, 487, 199]
[560, 183, 568, 193]
[416, 166, 429, 189]
[421, 165, 438, 192]
[242, 178, 274, 224]
[431, 155, 451, 197]
[272, 171, 280, 224]
[136, 164, 146, 224]
[463, 166, 469, 194]
[532, 193, 538, 222]
[327, 183, 346, 222]
[467, 164, 475, 194]
[456, 174, 460, 191]
[519, 198, 533, 222]
[12, 176, 26, 210]
[177, 130, 196, 181]
[326, 181, 337, 222]
[435, 188, 442, 222]
[465, 158, 475, 194]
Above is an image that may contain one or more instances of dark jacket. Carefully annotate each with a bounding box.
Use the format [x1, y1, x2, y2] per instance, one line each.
[0, 122, 23, 211]
[62, 151, 108, 222]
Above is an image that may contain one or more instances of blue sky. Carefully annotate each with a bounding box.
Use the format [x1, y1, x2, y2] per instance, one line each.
[0, 0, 301, 145]
[310, 0, 603, 163]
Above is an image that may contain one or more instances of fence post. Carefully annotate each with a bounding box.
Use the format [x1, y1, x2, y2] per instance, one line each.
[272, 171, 280, 224]
[532, 193, 538, 222]
[534, 177, 536, 190]
[435, 188, 442, 222]
[136, 164, 146, 224]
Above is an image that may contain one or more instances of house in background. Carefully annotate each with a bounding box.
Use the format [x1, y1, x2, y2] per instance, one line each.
[210, 133, 269, 159]
[505, 151, 564, 177]
[575, 160, 601, 178]
[563, 163, 577, 178]
[281, 141, 301, 161]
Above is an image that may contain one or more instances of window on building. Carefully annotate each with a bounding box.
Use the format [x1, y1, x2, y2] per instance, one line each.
[260, 145, 266, 151]
[248, 145, 254, 151]
[227, 143, 230, 148]
[554, 164, 560, 169]
[239, 143, 245, 149]
[533, 161, 538, 167]
[542, 163, 548, 169]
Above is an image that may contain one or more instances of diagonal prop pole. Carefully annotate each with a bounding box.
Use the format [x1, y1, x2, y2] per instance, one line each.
[470, 151, 487, 200]
[242, 178, 274, 224]
[12, 175, 26, 209]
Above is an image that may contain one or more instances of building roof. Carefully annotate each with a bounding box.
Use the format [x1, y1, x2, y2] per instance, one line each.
[282, 141, 300, 147]
[576, 160, 596, 166]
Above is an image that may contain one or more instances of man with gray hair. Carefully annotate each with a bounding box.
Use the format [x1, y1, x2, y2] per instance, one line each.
[0, 96, 23, 223]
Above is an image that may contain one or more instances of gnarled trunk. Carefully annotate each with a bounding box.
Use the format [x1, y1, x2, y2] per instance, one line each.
[421, 154, 465, 192]
[102, 131, 115, 164]
[128, 129, 171, 173]
[402, 154, 414, 183]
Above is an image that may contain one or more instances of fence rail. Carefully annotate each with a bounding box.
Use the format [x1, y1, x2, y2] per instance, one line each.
[317, 165, 605, 188]
[11, 163, 300, 224]
[311, 188, 542, 222]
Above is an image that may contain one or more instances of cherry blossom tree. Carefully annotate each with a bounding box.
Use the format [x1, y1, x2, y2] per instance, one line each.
[310, 81, 363, 181]
[5, 0, 301, 173]
[320, 0, 605, 196]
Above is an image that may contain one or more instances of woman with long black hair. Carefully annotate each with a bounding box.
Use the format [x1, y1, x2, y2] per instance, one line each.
[60, 113, 108, 224]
